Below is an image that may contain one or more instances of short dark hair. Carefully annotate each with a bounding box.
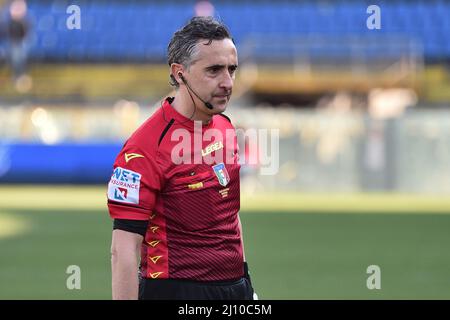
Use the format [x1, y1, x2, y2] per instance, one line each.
[167, 16, 232, 88]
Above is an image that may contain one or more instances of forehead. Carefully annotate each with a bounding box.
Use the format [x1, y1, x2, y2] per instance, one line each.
[192, 38, 238, 66]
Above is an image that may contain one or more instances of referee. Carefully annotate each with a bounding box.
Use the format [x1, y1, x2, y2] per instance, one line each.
[107, 16, 256, 300]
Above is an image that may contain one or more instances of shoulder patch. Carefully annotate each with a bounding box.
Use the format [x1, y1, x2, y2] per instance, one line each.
[108, 167, 141, 204]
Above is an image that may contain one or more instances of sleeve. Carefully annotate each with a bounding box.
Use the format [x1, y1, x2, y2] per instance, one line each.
[107, 143, 163, 221]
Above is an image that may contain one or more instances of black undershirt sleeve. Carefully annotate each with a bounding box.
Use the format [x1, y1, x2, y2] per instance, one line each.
[113, 219, 149, 237]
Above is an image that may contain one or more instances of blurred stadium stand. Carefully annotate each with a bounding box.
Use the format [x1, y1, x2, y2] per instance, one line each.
[0, 0, 449, 193]
[12, 0, 450, 62]
[0, 0, 449, 101]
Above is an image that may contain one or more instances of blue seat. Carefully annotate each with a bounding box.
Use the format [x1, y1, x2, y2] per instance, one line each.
[21, 0, 450, 61]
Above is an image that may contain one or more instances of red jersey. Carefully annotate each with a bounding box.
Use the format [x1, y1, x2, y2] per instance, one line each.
[107, 97, 243, 281]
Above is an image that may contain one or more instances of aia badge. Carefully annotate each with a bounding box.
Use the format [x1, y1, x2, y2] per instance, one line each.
[212, 163, 230, 187]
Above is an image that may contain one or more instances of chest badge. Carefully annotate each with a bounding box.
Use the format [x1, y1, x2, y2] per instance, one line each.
[212, 163, 230, 187]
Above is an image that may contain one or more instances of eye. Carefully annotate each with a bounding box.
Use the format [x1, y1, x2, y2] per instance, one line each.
[229, 66, 237, 75]
[209, 66, 221, 74]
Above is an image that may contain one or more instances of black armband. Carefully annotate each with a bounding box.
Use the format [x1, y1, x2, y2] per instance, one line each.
[113, 219, 149, 237]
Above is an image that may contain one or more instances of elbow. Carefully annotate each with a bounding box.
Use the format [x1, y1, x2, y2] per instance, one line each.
[111, 230, 143, 261]
[111, 243, 119, 266]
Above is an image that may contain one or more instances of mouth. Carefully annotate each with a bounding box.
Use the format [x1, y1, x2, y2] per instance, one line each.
[213, 94, 230, 100]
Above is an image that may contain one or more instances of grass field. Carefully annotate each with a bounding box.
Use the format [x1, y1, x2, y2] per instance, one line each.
[1, 186, 450, 299]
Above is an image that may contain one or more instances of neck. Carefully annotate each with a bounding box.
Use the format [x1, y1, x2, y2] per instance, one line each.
[172, 90, 212, 125]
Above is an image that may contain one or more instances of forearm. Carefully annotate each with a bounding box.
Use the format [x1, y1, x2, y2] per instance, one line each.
[111, 249, 140, 300]
[238, 215, 257, 299]
[111, 229, 142, 300]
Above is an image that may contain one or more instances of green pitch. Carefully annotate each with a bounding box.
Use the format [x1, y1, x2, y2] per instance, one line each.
[0, 186, 450, 299]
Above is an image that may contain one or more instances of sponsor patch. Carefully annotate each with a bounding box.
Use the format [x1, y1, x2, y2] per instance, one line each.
[108, 167, 141, 204]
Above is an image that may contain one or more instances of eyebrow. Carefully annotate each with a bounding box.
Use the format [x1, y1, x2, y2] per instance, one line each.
[205, 64, 238, 71]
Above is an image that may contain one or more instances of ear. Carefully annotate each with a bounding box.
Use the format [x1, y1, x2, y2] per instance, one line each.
[170, 63, 184, 85]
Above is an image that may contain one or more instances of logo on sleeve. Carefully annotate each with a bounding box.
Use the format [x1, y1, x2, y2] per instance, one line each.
[114, 187, 128, 201]
[125, 153, 144, 163]
[108, 167, 141, 204]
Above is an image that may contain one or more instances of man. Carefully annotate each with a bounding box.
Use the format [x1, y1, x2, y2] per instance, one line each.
[5, 0, 30, 81]
[107, 16, 256, 300]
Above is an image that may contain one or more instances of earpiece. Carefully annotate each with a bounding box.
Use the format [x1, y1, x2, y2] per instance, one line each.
[178, 72, 185, 83]
[177, 72, 214, 110]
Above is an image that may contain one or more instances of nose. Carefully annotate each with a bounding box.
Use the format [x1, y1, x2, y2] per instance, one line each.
[219, 71, 233, 92]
